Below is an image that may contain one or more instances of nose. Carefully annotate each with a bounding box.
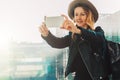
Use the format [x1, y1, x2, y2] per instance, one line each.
[77, 15, 82, 19]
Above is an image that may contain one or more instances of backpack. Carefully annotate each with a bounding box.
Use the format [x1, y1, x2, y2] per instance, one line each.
[107, 41, 120, 80]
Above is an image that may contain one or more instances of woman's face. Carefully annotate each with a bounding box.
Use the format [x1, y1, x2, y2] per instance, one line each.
[74, 7, 87, 28]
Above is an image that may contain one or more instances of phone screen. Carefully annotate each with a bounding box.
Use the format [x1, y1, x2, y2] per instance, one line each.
[44, 16, 64, 27]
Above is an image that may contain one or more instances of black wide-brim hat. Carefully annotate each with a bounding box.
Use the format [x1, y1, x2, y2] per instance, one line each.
[68, 0, 98, 22]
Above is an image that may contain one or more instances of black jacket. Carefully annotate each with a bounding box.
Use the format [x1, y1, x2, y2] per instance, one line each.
[42, 26, 111, 80]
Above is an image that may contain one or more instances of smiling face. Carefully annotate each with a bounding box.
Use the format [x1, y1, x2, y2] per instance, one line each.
[74, 7, 88, 29]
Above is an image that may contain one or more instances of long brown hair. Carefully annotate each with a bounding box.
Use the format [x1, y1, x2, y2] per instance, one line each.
[86, 9, 95, 30]
[72, 6, 95, 39]
[80, 6, 95, 30]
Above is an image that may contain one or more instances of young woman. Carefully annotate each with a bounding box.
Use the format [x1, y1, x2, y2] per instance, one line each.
[39, 0, 111, 80]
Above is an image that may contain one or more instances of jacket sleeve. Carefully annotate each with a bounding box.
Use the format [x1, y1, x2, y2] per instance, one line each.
[41, 31, 71, 48]
[77, 26, 105, 44]
[76, 26, 107, 55]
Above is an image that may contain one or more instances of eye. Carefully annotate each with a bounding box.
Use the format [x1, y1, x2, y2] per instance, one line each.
[81, 13, 86, 16]
[74, 13, 78, 17]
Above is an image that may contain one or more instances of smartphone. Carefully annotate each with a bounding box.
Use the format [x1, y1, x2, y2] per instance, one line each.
[44, 16, 64, 27]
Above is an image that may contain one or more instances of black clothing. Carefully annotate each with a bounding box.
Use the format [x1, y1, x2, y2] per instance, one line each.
[74, 72, 92, 80]
[42, 26, 111, 80]
[72, 50, 92, 80]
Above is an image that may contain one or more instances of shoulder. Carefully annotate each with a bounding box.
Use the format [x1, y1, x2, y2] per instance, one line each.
[95, 26, 103, 31]
[94, 26, 104, 33]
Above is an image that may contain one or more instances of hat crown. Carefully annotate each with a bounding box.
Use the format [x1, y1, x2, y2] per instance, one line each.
[74, 0, 88, 1]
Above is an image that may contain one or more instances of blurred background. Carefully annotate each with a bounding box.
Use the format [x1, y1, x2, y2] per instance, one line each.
[0, 0, 120, 80]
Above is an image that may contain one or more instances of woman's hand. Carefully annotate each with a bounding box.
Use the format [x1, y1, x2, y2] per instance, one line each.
[39, 22, 49, 37]
[61, 14, 81, 34]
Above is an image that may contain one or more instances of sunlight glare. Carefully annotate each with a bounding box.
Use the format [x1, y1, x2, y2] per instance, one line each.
[0, 27, 11, 49]
[0, 27, 11, 77]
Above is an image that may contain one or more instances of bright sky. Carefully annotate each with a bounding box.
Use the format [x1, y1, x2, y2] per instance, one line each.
[0, 0, 120, 43]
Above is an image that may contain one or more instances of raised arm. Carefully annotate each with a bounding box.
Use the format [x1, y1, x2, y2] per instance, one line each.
[77, 26, 105, 44]
[39, 22, 71, 48]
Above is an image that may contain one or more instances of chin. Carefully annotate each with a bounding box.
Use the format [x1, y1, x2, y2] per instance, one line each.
[76, 23, 86, 28]
[77, 24, 83, 27]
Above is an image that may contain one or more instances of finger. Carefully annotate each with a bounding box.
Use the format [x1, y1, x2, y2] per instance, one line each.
[39, 24, 42, 31]
[61, 14, 69, 20]
[42, 22, 48, 32]
[39, 27, 43, 34]
[61, 20, 67, 29]
[42, 22, 46, 27]
[40, 23, 46, 31]
[40, 25, 44, 31]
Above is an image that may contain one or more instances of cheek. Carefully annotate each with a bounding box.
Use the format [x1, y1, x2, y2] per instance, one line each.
[82, 18, 87, 24]
[83, 17, 87, 22]
[83, 20, 87, 24]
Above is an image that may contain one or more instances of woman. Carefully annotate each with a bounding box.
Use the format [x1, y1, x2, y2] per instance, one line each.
[39, 0, 111, 80]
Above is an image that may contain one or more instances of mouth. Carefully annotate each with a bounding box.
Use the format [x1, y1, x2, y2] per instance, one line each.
[76, 20, 86, 27]
[77, 21, 83, 25]
[76, 20, 83, 23]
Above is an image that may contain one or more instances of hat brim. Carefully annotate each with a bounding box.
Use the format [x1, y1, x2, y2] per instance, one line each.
[68, 0, 98, 22]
